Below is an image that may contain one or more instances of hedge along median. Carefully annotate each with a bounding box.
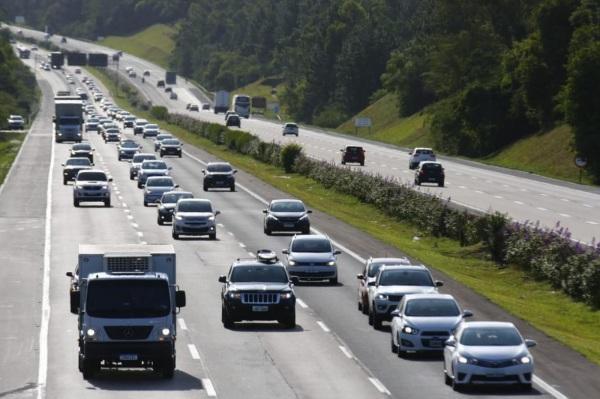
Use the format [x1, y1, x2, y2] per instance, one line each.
[89, 66, 600, 364]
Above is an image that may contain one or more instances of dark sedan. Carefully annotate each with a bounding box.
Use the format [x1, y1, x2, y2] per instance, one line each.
[117, 139, 141, 161]
[263, 199, 312, 235]
[70, 143, 95, 163]
[62, 157, 92, 185]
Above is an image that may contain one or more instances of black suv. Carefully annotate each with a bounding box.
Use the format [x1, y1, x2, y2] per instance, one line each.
[414, 161, 445, 187]
[219, 250, 297, 329]
[263, 199, 312, 235]
[202, 162, 237, 191]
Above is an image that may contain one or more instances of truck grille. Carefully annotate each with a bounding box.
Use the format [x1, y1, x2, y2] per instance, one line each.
[241, 292, 280, 304]
[104, 326, 153, 340]
[106, 256, 150, 273]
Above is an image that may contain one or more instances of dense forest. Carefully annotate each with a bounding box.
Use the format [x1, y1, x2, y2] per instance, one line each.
[2, 1, 599, 180]
[0, 30, 38, 127]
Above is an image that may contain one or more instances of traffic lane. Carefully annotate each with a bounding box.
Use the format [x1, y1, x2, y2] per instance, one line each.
[88, 130, 388, 398]
[0, 76, 53, 398]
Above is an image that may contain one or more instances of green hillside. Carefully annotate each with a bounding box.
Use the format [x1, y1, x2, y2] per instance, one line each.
[98, 24, 176, 69]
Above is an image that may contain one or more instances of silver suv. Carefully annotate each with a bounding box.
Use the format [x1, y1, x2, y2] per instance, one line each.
[137, 160, 170, 188]
[172, 199, 220, 240]
[356, 257, 410, 315]
[408, 147, 436, 169]
[129, 153, 156, 180]
[367, 265, 442, 329]
[282, 234, 341, 284]
[73, 170, 112, 207]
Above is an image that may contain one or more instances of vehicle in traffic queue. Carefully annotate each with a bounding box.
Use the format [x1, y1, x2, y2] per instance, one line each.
[219, 250, 297, 329]
[202, 162, 237, 191]
[415, 161, 445, 187]
[356, 257, 411, 314]
[103, 128, 121, 143]
[408, 147, 437, 169]
[7, 114, 25, 129]
[390, 294, 473, 355]
[133, 119, 149, 135]
[143, 124, 160, 138]
[341, 146, 366, 166]
[367, 265, 442, 330]
[169, 92, 178, 100]
[202, 103, 210, 111]
[159, 139, 183, 158]
[129, 153, 157, 180]
[156, 191, 194, 225]
[171, 199, 219, 240]
[443, 322, 536, 391]
[226, 113, 241, 127]
[85, 117, 100, 132]
[143, 176, 178, 206]
[186, 103, 199, 111]
[282, 234, 341, 285]
[263, 199, 312, 235]
[282, 122, 299, 136]
[62, 157, 93, 185]
[137, 160, 171, 188]
[123, 115, 137, 128]
[73, 170, 112, 207]
[157, 80, 165, 88]
[117, 139, 141, 161]
[153, 134, 173, 151]
[70, 142, 95, 163]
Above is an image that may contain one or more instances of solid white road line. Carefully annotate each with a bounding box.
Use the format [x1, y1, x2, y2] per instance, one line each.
[238, 242, 246, 248]
[177, 318, 188, 331]
[533, 376, 569, 399]
[296, 298, 308, 309]
[187, 344, 200, 360]
[316, 321, 330, 333]
[514, 200, 524, 205]
[338, 345, 353, 359]
[202, 378, 217, 397]
[247, 252, 255, 257]
[37, 133, 55, 399]
[537, 207, 548, 211]
[368, 377, 391, 395]
[559, 213, 571, 218]
[585, 221, 598, 225]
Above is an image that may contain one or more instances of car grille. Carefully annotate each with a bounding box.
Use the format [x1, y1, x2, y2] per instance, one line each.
[421, 331, 449, 336]
[82, 186, 101, 190]
[387, 295, 403, 302]
[277, 217, 300, 222]
[475, 359, 518, 368]
[241, 292, 280, 305]
[292, 271, 335, 278]
[471, 374, 519, 382]
[295, 262, 328, 267]
[104, 326, 153, 340]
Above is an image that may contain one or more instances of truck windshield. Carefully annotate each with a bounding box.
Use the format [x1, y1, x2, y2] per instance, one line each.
[60, 117, 81, 125]
[86, 279, 170, 318]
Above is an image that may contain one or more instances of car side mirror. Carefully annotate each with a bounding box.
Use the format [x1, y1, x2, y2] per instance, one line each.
[262, 209, 268, 214]
[356, 274, 364, 280]
[290, 277, 299, 285]
[201, 169, 206, 174]
[307, 210, 313, 214]
[282, 249, 289, 255]
[175, 290, 186, 308]
[174, 184, 179, 188]
[462, 310, 473, 318]
[333, 250, 341, 255]
[218, 275, 227, 283]
[525, 339, 537, 348]
[435, 280, 444, 287]
[61, 163, 65, 166]
[168, 167, 173, 170]
[233, 170, 238, 174]
[390, 309, 401, 317]
[215, 210, 221, 216]
[445, 337, 456, 347]
[66, 272, 73, 277]
[108, 177, 113, 182]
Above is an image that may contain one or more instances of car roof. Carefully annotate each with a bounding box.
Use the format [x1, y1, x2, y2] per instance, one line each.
[403, 293, 455, 301]
[179, 198, 210, 203]
[141, 159, 166, 164]
[379, 264, 428, 272]
[369, 257, 410, 264]
[420, 161, 441, 166]
[208, 162, 231, 166]
[162, 191, 192, 196]
[78, 169, 106, 174]
[146, 175, 173, 181]
[461, 321, 516, 329]
[134, 153, 155, 157]
[271, 199, 303, 204]
[414, 147, 433, 151]
[292, 233, 329, 241]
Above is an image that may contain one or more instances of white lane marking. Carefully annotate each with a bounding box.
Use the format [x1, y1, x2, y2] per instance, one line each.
[583, 204, 592, 208]
[227, 231, 234, 236]
[140, 241, 147, 245]
[131, 223, 139, 228]
[533, 375, 568, 399]
[560, 198, 570, 202]
[247, 252, 255, 257]
[559, 213, 571, 218]
[514, 201, 524, 205]
[177, 318, 188, 330]
[122, 203, 128, 208]
[202, 378, 217, 397]
[338, 345, 353, 359]
[37, 130, 55, 399]
[475, 190, 483, 194]
[127, 215, 134, 220]
[539, 193, 547, 197]
[296, 298, 308, 309]
[316, 321, 330, 333]
[118, 196, 123, 201]
[239, 242, 246, 248]
[585, 221, 599, 225]
[520, 188, 528, 192]
[494, 195, 503, 199]
[188, 344, 201, 360]
[458, 185, 466, 189]
[217, 223, 224, 227]
[537, 207, 548, 212]
[137, 231, 144, 237]
[368, 377, 391, 395]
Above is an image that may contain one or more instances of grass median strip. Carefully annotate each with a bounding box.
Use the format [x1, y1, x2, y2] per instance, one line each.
[87, 67, 600, 366]
[0, 132, 25, 186]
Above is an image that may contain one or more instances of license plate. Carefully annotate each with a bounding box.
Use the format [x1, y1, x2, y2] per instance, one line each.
[283, 223, 294, 228]
[252, 305, 268, 312]
[429, 339, 442, 347]
[486, 374, 504, 378]
[119, 354, 138, 361]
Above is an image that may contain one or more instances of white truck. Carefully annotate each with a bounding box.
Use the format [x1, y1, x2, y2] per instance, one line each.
[54, 96, 83, 143]
[214, 90, 229, 114]
[67, 244, 187, 379]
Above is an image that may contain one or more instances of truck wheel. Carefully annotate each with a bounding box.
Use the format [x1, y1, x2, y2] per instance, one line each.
[137, 182, 143, 189]
[82, 358, 98, 380]
[221, 307, 234, 329]
[438, 180, 445, 187]
[129, 173, 134, 180]
[159, 357, 175, 379]
[144, 201, 148, 207]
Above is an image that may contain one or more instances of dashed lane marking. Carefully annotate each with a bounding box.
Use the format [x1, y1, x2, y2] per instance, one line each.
[137, 231, 144, 237]
[202, 378, 217, 397]
[583, 204, 593, 208]
[537, 207, 548, 212]
[338, 345, 353, 359]
[188, 344, 200, 360]
[559, 213, 571, 218]
[514, 201, 524, 205]
[494, 195, 503, 199]
[177, 318, 188, 330]
[368, 378, 391, 395]
[316, 321, 330, 333]
[585, 221, 599, 225]
[296, 299, 308, 309]
[131, 223, 139, 228]
[239, 242, 246, 248]
[247, 252, 255, 257]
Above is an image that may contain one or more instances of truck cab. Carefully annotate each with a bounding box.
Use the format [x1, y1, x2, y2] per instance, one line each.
[67, 244, 186, 380]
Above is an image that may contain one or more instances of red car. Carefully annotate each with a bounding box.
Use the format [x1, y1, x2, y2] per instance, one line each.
[341, 146, 365, 166]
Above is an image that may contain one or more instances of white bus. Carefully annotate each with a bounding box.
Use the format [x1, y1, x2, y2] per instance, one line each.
[232, 94, 251, 118]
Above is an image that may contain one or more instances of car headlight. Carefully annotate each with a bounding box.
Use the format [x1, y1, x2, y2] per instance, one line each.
[229, 292, 241, 299]
[175, 215, 183, 221]
[402, 325, 419, 335]
[101, 185, 108, 189]
[161, 328, 170, 336]
[327, 260, 336, 266]
[280, 292, 293, 299]
[120, 150, 125, 154]
[520, 356, 531, 364]
[458, 355, 468, 364]
[208, 215, 215, 221]
[299, 214, 309, 220]
[287, 260, 296, 266]
[376, 294, 389, 300]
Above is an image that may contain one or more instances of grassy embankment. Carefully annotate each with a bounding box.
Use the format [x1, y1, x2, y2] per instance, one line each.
[0, 133, 25, 185]
[87, 67, 600, 366]
[337, 94, 592, 185]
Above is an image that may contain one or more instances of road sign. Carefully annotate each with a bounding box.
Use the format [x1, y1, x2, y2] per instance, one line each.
[574, 156, 588, 168]
[88, 53, 108, 67]
[355, 117, 372, 128]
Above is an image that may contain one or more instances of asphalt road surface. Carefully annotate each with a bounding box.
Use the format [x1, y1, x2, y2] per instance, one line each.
[1, 45, 599, 399]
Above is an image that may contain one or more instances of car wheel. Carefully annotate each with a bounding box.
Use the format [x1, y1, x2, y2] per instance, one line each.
[73, 199, 79, 207]
[104, 199, 110, 207]
[358, 301, 362, 311]
[209, 233, 217, 240]
[438, 180, 444, 187]
[144, 201, 148, 207]
[341, 161, 346, 165]
[178, 153, 182, 158]
[63, 178, 68, 185]
[373, 313, 382, 330]
[203, 184, 208, 191]
[280, 312, 296, 329]
[230, 184, 235, 192]
[221, 306, 233, 329]
[360, 161, 364, 166]
[362, 298, 369, 315]
[329, 277, 337, 285]
[444, 370, 452, 386]
[129, 173, 134, 180]
[172, 231, 179, 239]
[160, 152, 164, 158]
[137, 182, 143, 189]
[302, 227, 310, 234]
[264, 226, 272, 236]
[368, 308, 374, 325]
[416, 179, 421, 186]
[118, 156, 121, 161]
[81, 358, 98, 380]
[391, 334, 399, 353]
[157, 217, 163, 226]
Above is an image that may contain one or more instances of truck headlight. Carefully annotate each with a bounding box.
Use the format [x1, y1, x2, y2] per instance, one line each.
[86, 328, 96, 337]
[161, 328, 170, 336]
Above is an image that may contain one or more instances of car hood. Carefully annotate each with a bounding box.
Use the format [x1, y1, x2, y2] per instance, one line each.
[229, 282, 290, 291]
[140, 169, 168, 175]
[177, 212, 214, 218]
[460, 345, 527, 360]
[403, 316, 463, 331]
[375, 286, 437, 295]
[271, 212, 306, 218]
[120, 147, 138, 152]
[289, 252, 335, 262]
[71, 150, 90, 155]
[146, 186, 175, 192]
[76, 180, 107, 186]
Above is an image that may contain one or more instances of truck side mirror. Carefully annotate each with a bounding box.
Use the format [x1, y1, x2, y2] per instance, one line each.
[69, 290, 80, 314]
[218, 275, 227, 283]
[175, 290, 186, 308]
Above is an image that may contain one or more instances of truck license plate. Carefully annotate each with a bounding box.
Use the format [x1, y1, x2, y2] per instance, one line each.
[119, 354, 138, 361]
[252, 305, 268, 312]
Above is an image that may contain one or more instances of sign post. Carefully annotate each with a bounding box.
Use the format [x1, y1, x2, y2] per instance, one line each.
[574, 156, 588, 184]
[354, 117, 372, 134]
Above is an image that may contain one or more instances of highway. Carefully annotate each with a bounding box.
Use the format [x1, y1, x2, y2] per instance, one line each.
[9, 26, 600, 245]
[0, 43, 599, 399]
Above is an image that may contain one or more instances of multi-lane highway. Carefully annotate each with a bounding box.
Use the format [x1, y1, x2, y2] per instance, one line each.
[10, 25, 600, 245]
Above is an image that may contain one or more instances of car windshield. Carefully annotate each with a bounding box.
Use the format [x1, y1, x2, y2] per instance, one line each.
[133, 155, 155, 163]
[147, 178, 174, 187]
[460, 327, 523, 346]
[77, 172, 107, 181]
[162, 193, 192, 204]
[368, 262, 408, 278]
[416, 149, 433, 155]
[422, 163, 442, 170]
[291, 238, 332, 253]
[230, 266, 288, 283]
[106, 129, 119, 134]
[285, 124, 298, 129]
[87, 118, 98, 123]
[120, 141, 138, 148]
[86, 279, 170, 318]
[378, 269, 433, 286]
[162, 139, 180, 145]
[72, 144, 91, 151]
[136, 120, 148, 125]
[271, 201, 305, 212]
[66, 158, 91, 166]
[145, 124, 158, 130]
[178, 201, 212, 213]
[156, 135, 172, 141]
[346, 147, 363, 153]
[207, 164, 232, 172]
[404, 298, 460, 317]
[143, 161, 167, 170]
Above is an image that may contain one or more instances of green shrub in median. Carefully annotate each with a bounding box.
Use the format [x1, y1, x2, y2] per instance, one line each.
[280, 143, 303, 172]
